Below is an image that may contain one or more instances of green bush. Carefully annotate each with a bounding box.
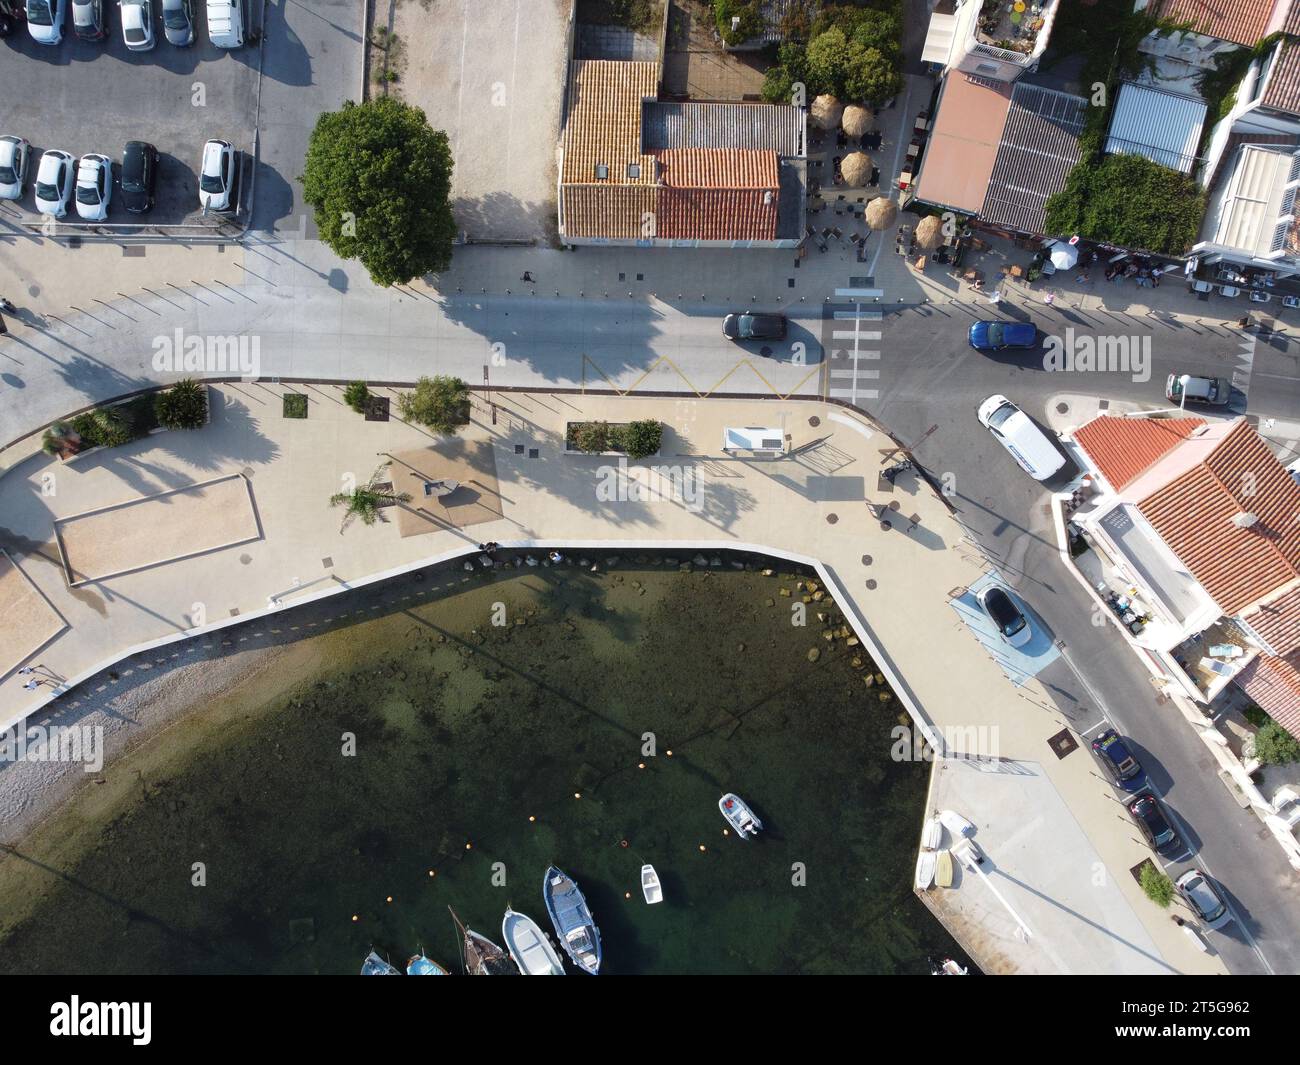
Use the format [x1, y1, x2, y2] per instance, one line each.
[623, 419, 662, 459]
[574, 421, 613, 454]
[283, 393, 308, 419]
[42, 421, 78, 456]
[714, 0, 765, 46]
[71, 406, 135, 449]
[343, 381, 371, 414]
[397, 375, 470, 434]
[1140, 863, 1174, 908]
[760, 5, 903, 105]
[155, 379, 208, 431]
[1254, 720, 1300, 766]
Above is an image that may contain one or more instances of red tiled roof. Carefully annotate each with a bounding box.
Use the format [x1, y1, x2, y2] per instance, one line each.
[1235, 651, 1300, 741]
[1138, 420, 1300, 614]
[1262, 37, 1300, 115]
[655, 148, 778, 189]
[1153, 0, 1278, 46]
[658, 187, 778, 240]
[1244, 582, 1300, 655]
[1075, 416, 1206, 491]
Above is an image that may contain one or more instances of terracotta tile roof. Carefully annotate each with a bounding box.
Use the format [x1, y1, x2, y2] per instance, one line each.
[1137, 420, 1300, 614]
[1234, 651, 1300, 741]
[560, 60, 659, 187]
[1075, 416, 1206, 491]
[1243, 582, 1300, 655]
[1285, 0, 1300, 33]
[561, 184, 659, 239]
[656, 148, 778, 189]
[1152, 0, 1278, 46]
[1262, 37, 1300, 115]
[658, 187, 778, 240]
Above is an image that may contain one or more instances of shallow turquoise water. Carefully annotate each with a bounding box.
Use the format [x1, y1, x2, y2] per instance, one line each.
[0, 555, 968, 974]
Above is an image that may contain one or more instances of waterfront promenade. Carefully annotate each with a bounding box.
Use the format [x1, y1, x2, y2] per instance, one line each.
[0, 383, 1224, 974]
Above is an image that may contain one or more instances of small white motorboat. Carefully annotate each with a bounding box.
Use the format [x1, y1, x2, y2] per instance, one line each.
[915, 848, 937, 891]
[641, 864, 663, 905]
[719, 793, 763, 839]
[921, 814, 943, 850]
[931, 957, 968, 975]
[939, 809, 975, 839]
[502, 907, 566, 976]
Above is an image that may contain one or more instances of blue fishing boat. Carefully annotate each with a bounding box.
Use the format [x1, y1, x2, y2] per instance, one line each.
[406, 949, 450, 975]
[542, 866, 602, 975]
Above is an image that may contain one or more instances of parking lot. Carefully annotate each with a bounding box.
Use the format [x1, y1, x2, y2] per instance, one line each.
[0, 1, 260, 229]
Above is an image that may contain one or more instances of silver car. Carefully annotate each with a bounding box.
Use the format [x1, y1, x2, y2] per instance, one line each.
[0, 136, 30, 201]
[1175, 869, 1232, 931]
[161, 0, 193, 45]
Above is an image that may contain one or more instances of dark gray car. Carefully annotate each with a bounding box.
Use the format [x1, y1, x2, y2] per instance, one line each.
[161, 0, 193, 45]
[722, 312, 787, 341]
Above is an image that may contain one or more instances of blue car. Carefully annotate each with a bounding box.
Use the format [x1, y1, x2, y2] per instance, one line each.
[969, 320, 1038, 351]
[1091, 728, 1148, 792]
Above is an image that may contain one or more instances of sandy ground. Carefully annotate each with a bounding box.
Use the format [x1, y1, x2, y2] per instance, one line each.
[391, 440, 503, 537]
[55, 475, 261, 586]
[391, 0, 570, 242]
[0, 551, 65, 679]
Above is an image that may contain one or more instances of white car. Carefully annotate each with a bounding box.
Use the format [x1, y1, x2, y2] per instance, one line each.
[120, 0, 156, 51]
[0, 136, 31, 201]
[26, 0, 66, 44]
[976, 394, 1066, 481]
[198, 139, 235, 212]
[74, 154, 113, 221]
[33, 149, 75, 219]
[205, 0, 244, 47]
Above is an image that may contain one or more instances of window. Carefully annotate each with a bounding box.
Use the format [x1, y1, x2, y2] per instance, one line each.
[626, 163, 640, 178]
[595, 164, 609, 180]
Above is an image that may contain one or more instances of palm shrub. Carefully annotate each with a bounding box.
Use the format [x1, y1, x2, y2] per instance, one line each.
[343, 381, 371, 413]
[155, 379, 208, 430]
[329, 486, 412, 526]
[42, 421, 79, 456]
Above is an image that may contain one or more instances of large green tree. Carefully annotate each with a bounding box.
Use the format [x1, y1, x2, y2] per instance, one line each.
[301, 97, 457, 287]
[762, 3, 903, 105]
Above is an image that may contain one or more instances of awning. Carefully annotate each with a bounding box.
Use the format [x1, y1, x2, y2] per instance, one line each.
[922, 13, 956, 66]
[724, 427, 786, 453]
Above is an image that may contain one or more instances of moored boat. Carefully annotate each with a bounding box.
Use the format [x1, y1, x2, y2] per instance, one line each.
[719, 792, 763, 838]
[543, 866, 602, 975]
[406, 950, 450, 975]
[360, 950, 400, 975]
[502, 907, 565, 975]
[641, 864, 663, 905]
[450, 907, 518, 975]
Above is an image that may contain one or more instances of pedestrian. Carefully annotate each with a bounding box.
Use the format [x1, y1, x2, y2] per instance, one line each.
[987, 289, 1002, 304]
[521, 271, 535, 283]
[0, 297, 14, 313]
[23, 679, 41, 691]
[1044, 291, 1055, 307]
[548, 550, 564, 564]
[18, 666, 35, 675]
[0, 313, 8, 336]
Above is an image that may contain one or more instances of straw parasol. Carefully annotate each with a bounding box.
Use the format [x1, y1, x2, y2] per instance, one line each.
[865, 196, 898, 231]
[840, 151, 872, 187]
[810, 94, 844, 131]
[915, 215, 945, 250]
[842, 104, 872, 138]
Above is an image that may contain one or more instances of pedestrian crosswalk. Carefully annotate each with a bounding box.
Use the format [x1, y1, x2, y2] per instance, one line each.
[826, 286, 883, 403]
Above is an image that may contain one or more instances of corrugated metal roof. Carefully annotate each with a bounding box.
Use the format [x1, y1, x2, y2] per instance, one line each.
[560, 60, 659, 186]
[1105, 83, 1206, 174]
[1074, 415, 1206, 491]
[1205, 143, 1300, 257]
[642, 102, 805, 156]
[1262, 37, 1300, 115]
[980, 84, 1086, 235]
[1137, 420, 1300, 615]
[1153, 0, 1278, 46]
[1234, 652, 1300, 741]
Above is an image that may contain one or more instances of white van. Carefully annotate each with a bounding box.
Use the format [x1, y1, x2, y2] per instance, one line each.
[977, 394, 1066, 481]
[206, 0, 244, 47]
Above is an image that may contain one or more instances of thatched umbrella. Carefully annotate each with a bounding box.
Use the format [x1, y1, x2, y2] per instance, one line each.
[840, 151, 872, 187]
[865, 196, 898, 231]
[842, 104, 872, 138]
[810, 94, 844, 131]
[915, 215, 945, 250]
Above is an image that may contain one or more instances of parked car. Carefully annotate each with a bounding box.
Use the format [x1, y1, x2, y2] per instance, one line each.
[1127, 794, 1180, 856]
[977, 584, 1031, 648]
[71, 0, 105, 38]
[1090, 728, 1148, 793]
[26, 0, 66, 44]
[1175, 869, 1232, 931]
[976, 394, 1066, 481]
[198, 138, 235, 211]
[33, 149, 75, 218]
[205, 0, 242, 47]
[119, 0, 154, 50]
[74, 153, 112, 221]
[120, 140, 157, 214]
[968, 320, 1038, 351]
[0, 136, 31, 201]
[722, 312, 787, 341]
[1166, 373, 1231, 406]
[160, 0, 191, 44]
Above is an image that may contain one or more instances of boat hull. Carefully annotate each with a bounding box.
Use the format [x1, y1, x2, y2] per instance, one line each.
[543, 866, 603, 975]
[502, 908, 565, 976]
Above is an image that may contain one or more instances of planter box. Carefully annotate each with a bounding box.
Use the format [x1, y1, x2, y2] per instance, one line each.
[563, 420, 661, 459]
[60, 384, 212, 462]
